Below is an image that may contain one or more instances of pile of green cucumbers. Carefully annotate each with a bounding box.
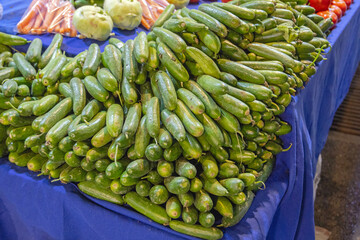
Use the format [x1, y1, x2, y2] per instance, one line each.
[0, 0, 331, 238]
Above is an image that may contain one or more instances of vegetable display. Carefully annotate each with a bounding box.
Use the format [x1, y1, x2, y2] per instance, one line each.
[312, 0, 353, 26]
[73, 5, 113, 41]
[104, 0, 143, 30]
[17, 0, 77, 37]
[139, 0, 170, 30]
[0, 0, 331, 238]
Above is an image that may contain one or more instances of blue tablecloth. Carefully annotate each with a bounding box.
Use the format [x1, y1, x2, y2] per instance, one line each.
[0, 0, 360, 239]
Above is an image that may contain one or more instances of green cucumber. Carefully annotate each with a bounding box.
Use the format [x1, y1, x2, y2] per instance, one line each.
[185, 46, 221, 78]
[217, 59, 265, 84]
[156, 70, 177, 111]
[122, 103, 141, 138]
[25, 38, 42, 64]
[38, 97, 73, 133]
[13, 53, 36, 81]
[42, 55, 68, 86]
[133, 31, 149, 64]
[157, 42, 189, 82]
[97, 68, 118, 93]
[70, 77, 86, 115]
[102, 45, 122, 81]
[83, 76, 109, 103]
[134, 116, 151, 158]
[69, 111, 106, 141]
[189, 9, 227, 38]
[161, 109, 186, 142]
[125, 192, 170, 225]
[123, 39, 139, 82]
[183, 80, 221, 120]
[146, 97, 161, 138]
[46, 115, 75, 146]
[81, 99, 103, 123]
[83, 43, 101, 76]
[78, 181, 124, 205]
[153, 27, 186, 53]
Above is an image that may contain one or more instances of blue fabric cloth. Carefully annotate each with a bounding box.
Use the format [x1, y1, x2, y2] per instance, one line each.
[0, 0, 360, 239]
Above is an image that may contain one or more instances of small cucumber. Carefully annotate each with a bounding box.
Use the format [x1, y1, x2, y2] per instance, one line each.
[123, 39, 139, 82]
[97, 68, 118, 93]
[83, 76, 109, 102]
[125, 192, 170, 225]
[133, 31, 149, 64]
[183, 80, 221, 120]
[83, 43, 101, 76]
[102, 45, 122, 81]
[70, 77, 86, 115]
[157, 42, 189, 82]
[13, 53, 36, 81]
[155, 70, 177, 111]
[25, 38, 42, 64]
[42, 55, 68, 86]
[161, 109, 186, 142]
[169, 221, 223, 240]
[153, 27, 186, 53]
[78, 181, 124, 205]
[69, 111, 106, 141]
[106, 104, 124, 138]
[38, 34, 62, 69]
[185, 46, 221, 78]
[38, 98, 73, 133]
[146, 97, 160, 138]
[122, 103, 141, 138]
[189, 9, 227, 38]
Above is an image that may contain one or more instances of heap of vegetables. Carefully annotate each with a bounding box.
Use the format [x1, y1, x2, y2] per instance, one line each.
[309, 0, 353, 25]
[0, 0, 331, 238]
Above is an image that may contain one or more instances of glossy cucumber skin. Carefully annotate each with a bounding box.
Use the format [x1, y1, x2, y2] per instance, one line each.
[25, 38, 42, 64]
[42, 55, 68, 86]
[125, 192, 170, 225]
[97, 68, 118, 93]
[174, 99, 204, 138]
[38, 98, 73, 133]
[70, 77, 86, 116]
[169, 221, 223, 240]
[134, 31, 149, 64]
[189, 9, 227, 38]
[78, 181, 124, 205]
[83, 43, 101, 76]
[185, 47, 221, 79]
[153, 27, 186, 53]
[153, 4, 175, 28]
[161, 109, 186, 142]
[13, 53, 37, 81]
[157, 42, 189, 83]
[146, 97, 160, 138]
[83, 76, 109, 103]
[69, 111, 107, 141]
[124, 40, 139, 82]
[155, 70, 177, 111]
[106, 104, 124, 138]
[183, 80, 221, 120]
[38, 34, 62, 69]
[102, 45, 122, 81]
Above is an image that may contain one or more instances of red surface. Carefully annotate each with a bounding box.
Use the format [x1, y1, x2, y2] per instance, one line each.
[309, 0, 332, 11]
[317, 10, 339, 23]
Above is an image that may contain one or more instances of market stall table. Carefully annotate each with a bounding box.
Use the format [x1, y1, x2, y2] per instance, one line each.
[0, 0, 360, 239]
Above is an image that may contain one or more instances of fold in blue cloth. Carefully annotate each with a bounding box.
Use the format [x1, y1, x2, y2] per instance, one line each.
[0, 0, 360, 239]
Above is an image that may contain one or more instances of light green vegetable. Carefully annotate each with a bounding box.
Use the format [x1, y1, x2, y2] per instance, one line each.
[73, 5, 113, 41]
[104, 0, 143, 30]
[167, 0, 189, 9]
